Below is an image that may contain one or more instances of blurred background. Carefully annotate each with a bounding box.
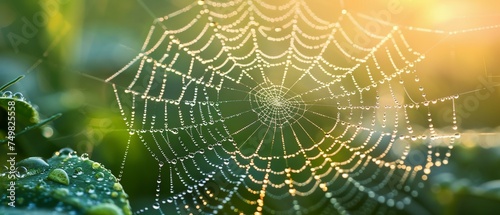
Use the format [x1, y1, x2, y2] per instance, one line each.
[1, 0, 500, 214]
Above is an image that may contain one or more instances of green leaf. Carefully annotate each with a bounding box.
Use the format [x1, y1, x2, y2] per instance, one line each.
[0, 96, 40, 125]
[0, 76, 61, 144]
[0, 148, 132, 215]
[0, 75, 24, 92]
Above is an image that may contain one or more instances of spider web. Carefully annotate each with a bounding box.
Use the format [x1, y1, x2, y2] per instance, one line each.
[104, 0, 463, 214]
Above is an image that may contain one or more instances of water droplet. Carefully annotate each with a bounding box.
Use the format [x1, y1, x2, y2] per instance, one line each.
[2, 91, 12, 98]
[112, 183, 122, 192]
[86, 185, 96, 194]
[34, 181, 46, 191]
[16, 166, 28, 178]
[80, 153, 89, 160]
[95, 172, 105, 181]
[13, 92, 24, 100]
[47, 168, 70, 185]
[98, 187, 109, 195]
[152, 202, 160, 210]
[56, 148, 75, 157]
[76, 187, 84, 196]
[17, 157, 50, 175]
[92, 162, 101, 170]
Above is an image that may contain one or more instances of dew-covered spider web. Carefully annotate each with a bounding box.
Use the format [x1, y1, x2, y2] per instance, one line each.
[103, 0, 475, 214]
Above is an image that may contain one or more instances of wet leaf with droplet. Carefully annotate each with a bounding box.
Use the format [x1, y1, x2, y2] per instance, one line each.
[0, 149, 132, 215]
[0, 76, 61, 144]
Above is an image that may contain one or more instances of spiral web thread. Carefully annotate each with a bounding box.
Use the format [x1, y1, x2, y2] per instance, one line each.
[105, 0, 464, 214]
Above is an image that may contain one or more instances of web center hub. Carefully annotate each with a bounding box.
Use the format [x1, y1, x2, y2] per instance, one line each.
[249, 85, 306, 127]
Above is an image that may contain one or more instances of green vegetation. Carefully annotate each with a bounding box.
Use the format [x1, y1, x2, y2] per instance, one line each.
[0, 76, 131, 214]
[0, 148, 132, 215]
